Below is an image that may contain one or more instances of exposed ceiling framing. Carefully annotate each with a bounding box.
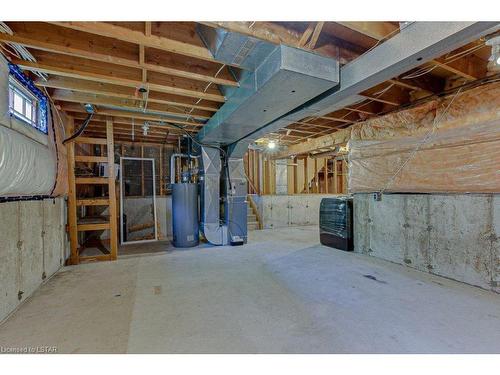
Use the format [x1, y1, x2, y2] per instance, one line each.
[0, 21, 496, 147]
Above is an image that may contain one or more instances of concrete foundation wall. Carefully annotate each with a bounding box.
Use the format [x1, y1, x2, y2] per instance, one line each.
[0, 197, 68, 322]
[353, 193, 500, 293]
[252, 194, 339, 229]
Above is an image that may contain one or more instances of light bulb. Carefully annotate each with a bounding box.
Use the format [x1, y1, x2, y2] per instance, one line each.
[268, 141, 276, 149]
[142, 122, 149, 136]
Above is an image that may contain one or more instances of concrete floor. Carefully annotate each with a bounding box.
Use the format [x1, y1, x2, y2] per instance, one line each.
[1, 226, 500, 353]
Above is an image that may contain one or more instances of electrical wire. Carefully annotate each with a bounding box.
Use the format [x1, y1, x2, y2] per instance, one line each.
[62, 113, 94, 144]
[402, 42, 485, 80]
[0, 22, 48, 80]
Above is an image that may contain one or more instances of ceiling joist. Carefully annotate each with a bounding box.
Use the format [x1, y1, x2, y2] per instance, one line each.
[13, 59, 226, 102]
[0, 32, 239, 87]
[49, 22, 217, 63]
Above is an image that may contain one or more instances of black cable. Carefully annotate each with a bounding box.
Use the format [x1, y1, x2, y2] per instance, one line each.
[48, 105, 59, 196]
[62, 113, 94, 144]
[0, 195, 52, 204]
[160, 121, 233, 197]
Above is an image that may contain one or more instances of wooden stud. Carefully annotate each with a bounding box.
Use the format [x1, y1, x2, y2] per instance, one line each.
[106, 118, 118, 260]
[342, 159, 348, 194]
[324, 158, 329, 194]
[256, 153, 261, 194]
[159, 145, 163, 196]
[293, 157, 298, 194]
[141, 146, 145, 197]
[334, 159, 338, 194]
[304, 157, 309, 194]
[66, 117, 79, 265]
[314, 158, 319, 193]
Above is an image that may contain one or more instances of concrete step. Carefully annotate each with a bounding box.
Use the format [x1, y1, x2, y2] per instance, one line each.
[247, 214, 257, 221]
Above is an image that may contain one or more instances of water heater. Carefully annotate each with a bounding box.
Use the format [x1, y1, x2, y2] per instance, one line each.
[172, 182, 199, 247]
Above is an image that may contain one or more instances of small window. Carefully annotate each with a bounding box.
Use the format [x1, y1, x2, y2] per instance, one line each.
[9, 77, 39, 128]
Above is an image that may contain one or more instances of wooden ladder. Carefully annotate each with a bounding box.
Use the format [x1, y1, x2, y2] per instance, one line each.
[66, 118, 118, 264]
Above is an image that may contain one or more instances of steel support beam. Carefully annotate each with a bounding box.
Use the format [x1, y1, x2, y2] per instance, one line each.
[239, 21, 500, 155]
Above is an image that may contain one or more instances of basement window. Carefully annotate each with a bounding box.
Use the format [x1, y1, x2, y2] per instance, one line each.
[7, 63, 48, 134]
[9, 78, 39, 128]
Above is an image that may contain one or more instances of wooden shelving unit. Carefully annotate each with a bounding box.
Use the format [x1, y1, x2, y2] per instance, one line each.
[67, 117, 118, 264]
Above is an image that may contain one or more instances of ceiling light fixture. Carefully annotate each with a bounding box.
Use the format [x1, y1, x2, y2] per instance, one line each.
[142, 122, 150, 136]
[267, 140, 276, 150]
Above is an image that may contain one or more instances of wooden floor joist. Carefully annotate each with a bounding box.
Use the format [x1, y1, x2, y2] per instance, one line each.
[0, 32, 238, 87]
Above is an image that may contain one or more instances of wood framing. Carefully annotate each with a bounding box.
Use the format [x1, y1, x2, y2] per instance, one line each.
[66, 117, 79, 265]
[13, 59, 226, 102]
[50, 22, 218, 63]
[0, 21, 491, 179]
[0, 32, 238, 87]
[106, 118, 119, 260]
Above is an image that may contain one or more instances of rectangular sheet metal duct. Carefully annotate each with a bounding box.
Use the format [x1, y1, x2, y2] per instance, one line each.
[196, 26, 340, 145]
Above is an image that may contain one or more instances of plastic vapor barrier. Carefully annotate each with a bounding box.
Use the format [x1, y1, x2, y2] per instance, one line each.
[319, 197, 353, 251]
[348, 82, 500, 193]
[0, 125, 56, 196]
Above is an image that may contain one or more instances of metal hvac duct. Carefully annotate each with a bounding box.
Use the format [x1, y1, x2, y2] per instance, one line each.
[200, 146, 228, 245]
[196, 25, 340, 146]
[196, 26, 340, 245]
[195, 22, 500, 246]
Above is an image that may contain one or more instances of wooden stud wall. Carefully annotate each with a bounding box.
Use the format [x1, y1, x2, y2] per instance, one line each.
[244, 150, 349, 195]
